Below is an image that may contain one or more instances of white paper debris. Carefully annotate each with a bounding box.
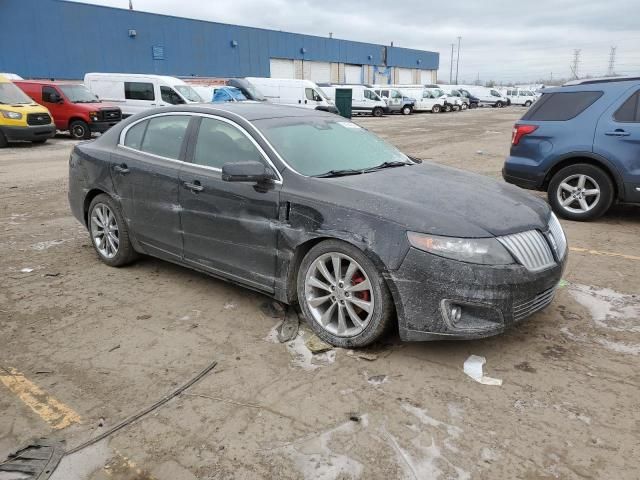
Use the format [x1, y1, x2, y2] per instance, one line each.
[463, 355, 502, 386]
[20, 268, 34, 273]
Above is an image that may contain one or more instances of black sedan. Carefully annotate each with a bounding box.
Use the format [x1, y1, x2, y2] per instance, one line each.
[68, 103, 567, 347]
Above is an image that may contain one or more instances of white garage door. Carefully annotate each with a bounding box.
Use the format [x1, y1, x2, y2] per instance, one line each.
[345, 64, 362, 84]
[397, 68, 413, 84]
[306, 61, 331, 83]
[270, 58, 295, 79]
[420, 70, 432, 84]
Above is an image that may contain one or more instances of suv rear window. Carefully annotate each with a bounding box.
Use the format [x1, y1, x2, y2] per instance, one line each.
[522, 91, 603, 121]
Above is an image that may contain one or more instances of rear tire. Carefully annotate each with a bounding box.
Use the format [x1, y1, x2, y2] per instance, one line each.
[297, 240, 394, 348]
[70, 120, 91, 140]
[495, 101, 504, 108]
[461, 103, 468, 110]
[88, 194, 137, 267]
[524, 100, 532, 107]
[431, 104, 441, 113]
[444, 104, 452, 112]
[372, 107, 384, 117]
[548, 164, 614, 221]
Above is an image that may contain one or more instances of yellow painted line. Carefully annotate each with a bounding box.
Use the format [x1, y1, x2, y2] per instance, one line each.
[569, 246, 640, 262]
[0, 368, 81, 429]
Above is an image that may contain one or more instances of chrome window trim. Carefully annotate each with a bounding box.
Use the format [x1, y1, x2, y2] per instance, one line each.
[117, 111, 283, 184]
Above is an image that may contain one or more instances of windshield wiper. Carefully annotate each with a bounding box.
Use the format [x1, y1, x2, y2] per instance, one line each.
[362, 161, 411, 173]
[313, 169, 365, 178]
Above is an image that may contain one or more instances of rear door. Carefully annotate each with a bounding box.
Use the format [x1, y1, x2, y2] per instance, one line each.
[123, 81, 157, 115]
[178, 115, 281, 291]
[594, 87, 640, 199]
[111, 113, 192, 260]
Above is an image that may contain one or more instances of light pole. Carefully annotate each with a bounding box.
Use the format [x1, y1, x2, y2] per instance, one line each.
[449, 44, 454, 84]
[455, 36, 461, 85]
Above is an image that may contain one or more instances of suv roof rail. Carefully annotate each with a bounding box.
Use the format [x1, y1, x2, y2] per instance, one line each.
[563, 75, 640, 86]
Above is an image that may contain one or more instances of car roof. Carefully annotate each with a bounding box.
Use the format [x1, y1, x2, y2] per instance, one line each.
[543, 78, 640, 93]
[150, 102, 337, 121]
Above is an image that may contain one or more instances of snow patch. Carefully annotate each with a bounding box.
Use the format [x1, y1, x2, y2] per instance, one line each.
[569, 284, 640, 332]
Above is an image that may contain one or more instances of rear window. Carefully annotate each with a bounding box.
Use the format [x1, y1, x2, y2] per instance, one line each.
[522, 91, 602, 121]
[614, 91, 640, 122]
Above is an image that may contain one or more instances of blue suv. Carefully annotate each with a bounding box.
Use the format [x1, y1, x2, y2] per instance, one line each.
[503, 77, 640, 221]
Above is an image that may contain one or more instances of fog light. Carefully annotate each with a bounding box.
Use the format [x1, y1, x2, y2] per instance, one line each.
[450, 304, 462, 322]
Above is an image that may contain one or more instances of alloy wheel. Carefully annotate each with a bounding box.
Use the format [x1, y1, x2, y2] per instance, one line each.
[90, 203, 119, 258]
[304, 252, 374, 337]
[556, 174, 601, 214]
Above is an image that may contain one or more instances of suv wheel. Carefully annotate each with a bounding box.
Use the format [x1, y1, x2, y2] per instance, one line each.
[548, 164, 614, 221]
[432, 104, 441, 113]
[372, 107, 384, 117]
[70, 120, 92, 140]
[297, 240, 393, 348]
[88, 194, 137, 266]
[401, 105, 412, 115]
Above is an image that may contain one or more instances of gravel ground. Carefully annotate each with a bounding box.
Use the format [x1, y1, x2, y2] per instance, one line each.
[1, 107, 639, 480]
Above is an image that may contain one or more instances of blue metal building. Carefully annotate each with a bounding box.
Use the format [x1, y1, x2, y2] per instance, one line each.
[0, 0, 439, 83]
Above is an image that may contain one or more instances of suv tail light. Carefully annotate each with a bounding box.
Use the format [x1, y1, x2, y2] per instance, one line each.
[511, 124, 538, 145]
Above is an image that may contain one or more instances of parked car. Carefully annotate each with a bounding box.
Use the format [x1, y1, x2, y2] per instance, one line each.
[69, 103, 567, 347]
[243, 78, 338, 113]
[15, 80, 122, 139]
[503, 76, 640, 221]
[0, 75, 55, 147]
[318, 84, 388, 116]
[84, 73, 203, 117]
[501, 88, 537, 107]
[424, 85, 462, 112]
[439, 87, 468, 110]
[389, 85, 445, 113]
[371, 86, 416, 114]
[458, 88, 480, 109]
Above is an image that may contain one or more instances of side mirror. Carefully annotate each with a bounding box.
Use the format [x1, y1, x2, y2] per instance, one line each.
[222, 161, 275, 183]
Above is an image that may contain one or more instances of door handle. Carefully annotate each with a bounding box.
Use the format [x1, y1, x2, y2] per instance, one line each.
[113, 163, 129, 174]
[605, 129, 630, 137]
[183, 181, 204, 193]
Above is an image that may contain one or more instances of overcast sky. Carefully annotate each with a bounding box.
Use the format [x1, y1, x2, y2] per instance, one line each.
[73, 0, 640, 84]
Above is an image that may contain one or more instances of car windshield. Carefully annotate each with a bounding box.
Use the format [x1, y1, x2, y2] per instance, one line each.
[255, 116, 410, 176]
[174, 85, 203, 102]
[227, 87, 247, 101]
[59, 84, 99, 103]
[0, 82, 33, 104]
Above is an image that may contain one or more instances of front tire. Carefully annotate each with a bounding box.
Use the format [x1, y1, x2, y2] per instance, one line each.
[88, 194, 137, 266]
[431, 104, 441, 113]
[401, 105, 412, 115]
[461, 103, 468, 110]
[297, 240, 394, 348]
[444, 104, 452, 112]
[524, 100, 532, 107]
[372, 107, 384, 117]
[70, 120, 91, 140]
[495, 101, 504, 108]
[548, 164, 614, 221]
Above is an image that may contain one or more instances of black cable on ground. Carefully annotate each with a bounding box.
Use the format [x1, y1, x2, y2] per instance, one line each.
[65, 359, 217, 456]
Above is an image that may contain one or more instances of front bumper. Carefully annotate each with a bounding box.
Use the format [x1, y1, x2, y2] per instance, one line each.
[1, 124, 56, 142]
[389, 248, 566, 341]
[89, 120, 119, 133]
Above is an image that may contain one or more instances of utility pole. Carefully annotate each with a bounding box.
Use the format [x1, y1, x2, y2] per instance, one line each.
[570, 49, 581, 80]
[550, 72, 553, 84]
[449, 44, 454, 84]
[607, 46, 617, 76]
[476, 72, 480, 85]
[455, 36, 462, 85]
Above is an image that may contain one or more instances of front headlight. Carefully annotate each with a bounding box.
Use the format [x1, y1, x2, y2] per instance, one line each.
[1, 110, 23, 120]
[407, 232, 515, 265]
[89, 111, 99, 121]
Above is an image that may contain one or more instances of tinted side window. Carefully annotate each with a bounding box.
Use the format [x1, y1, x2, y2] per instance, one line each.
[42, 86, 59, 102]
[140, 115, 190, 159]
[522, 91, 603, 121]
[160, 86, 185, 105]
[614, 91, 640, 122]
[124, 120, 148, 149]
[124, 82, 155, 101]
[193, 117, 264, 170]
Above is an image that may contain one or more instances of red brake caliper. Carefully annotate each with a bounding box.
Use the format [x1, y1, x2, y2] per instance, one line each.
[351, 273, 370, 303]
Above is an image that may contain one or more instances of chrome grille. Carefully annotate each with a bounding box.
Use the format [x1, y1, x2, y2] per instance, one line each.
[513, 287, 556, 322]
[547, 214, 567, 260]
[498, 230, 555, 272]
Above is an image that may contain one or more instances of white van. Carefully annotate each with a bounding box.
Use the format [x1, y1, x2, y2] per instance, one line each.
[0, 73, 23, 80]
[499, 87, 537, 107]
[389, 85, 445, 113]
[244, 78, 338, 113]
[457, 85, 508, 108]
[83, 73, 204, 117]
[318, 84, 388, 116]
[371, 86, 416, 115]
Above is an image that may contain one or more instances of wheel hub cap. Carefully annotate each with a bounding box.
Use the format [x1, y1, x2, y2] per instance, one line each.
[557, 174, 600, 213]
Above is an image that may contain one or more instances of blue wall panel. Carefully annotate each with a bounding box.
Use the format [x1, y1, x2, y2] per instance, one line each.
[0, 0, 438, 79]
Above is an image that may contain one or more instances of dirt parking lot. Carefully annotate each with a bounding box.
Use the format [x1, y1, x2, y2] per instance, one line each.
[1, 107, 639, 480]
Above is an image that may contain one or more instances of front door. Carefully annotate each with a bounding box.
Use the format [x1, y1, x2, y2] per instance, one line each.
[179, 115, 281, 291]
[110, 114, 192, 260]
[41, 85, 66, 130]
[594, 87, 640, 197]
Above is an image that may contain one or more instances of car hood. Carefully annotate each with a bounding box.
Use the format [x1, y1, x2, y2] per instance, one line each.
[311, 162, 550, 238]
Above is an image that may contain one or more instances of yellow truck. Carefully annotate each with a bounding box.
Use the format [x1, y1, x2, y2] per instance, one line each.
[0, 75, 56, 147]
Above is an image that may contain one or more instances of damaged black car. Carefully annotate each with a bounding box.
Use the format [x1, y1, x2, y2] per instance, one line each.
[68, 103, 567, 347]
